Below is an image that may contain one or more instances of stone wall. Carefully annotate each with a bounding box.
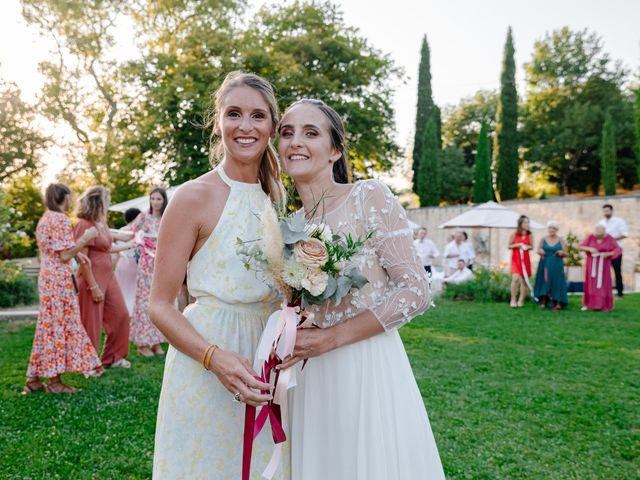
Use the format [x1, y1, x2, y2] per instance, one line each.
[405, 193, 640, 292]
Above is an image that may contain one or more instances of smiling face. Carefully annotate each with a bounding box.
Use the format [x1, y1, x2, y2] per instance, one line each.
[150, 191, 165, 214]
[278, 103, 341, 183]
[217, 85, 274, 166]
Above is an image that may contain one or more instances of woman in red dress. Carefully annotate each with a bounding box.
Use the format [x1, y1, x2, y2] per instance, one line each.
[508, 215, 533, 307]
[24, 184, 102, 394]
[74, 186, 136, 368]
[579, 224, 621, 312]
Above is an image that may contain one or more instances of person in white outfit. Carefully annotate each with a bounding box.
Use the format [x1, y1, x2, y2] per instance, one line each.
[443, 231, 469, 276]
[598, 204, 628, 297]
[413, 227, 440, 275]
[461, 231, 476, 271]
[278, 99, 445, 480]
[444, 259, 474, 285]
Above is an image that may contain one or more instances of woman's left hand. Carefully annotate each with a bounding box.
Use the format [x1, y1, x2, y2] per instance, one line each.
[278, 327, 336, 370]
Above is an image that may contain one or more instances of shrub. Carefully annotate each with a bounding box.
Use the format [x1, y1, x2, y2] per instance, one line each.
[0, 260, 38, 308]
[565, 232, 582, 267]
[442, 266, 512, 302]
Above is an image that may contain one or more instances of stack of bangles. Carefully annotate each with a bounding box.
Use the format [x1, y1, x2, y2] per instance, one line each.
[202, 344, 219, 371]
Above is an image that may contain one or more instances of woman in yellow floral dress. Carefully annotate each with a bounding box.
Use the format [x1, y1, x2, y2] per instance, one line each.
[150, 72, 290, 479]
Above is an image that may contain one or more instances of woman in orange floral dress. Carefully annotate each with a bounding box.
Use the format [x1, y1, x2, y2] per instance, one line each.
[24, 184, 102, 394]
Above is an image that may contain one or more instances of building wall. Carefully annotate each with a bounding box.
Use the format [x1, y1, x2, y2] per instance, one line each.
[406, 194, 640, 291]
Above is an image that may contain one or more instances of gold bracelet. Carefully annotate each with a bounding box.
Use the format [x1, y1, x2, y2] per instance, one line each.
[202, 344, 218, 370]
[204, 344, 219, 371]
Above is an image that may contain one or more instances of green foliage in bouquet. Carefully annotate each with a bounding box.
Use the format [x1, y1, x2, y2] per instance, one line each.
[0, 260, 38, 308]
[564, 232, 583, 267]
[442, 266, 512, 303]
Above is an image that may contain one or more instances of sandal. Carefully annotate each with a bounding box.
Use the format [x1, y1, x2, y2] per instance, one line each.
[84, 366, 105, 378]
[22, 379, 46, 394]
[137, 346, 154, 357]
[45, 381, 78, 394]
[152, 345, 165, 356]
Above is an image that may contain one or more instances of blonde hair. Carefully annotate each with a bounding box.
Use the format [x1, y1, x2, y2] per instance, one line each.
[76, 186, 110, 222]
[546, 220, 560, 230]
[205, 71, 286, 207]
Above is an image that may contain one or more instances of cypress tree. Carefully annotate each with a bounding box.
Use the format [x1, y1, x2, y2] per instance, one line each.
[417, 118, 440, 206]
[412, 35, 437, 192]
[600, 112, 617, 196]
[473, 119, 493, 203]
[494, 27, 519, 200]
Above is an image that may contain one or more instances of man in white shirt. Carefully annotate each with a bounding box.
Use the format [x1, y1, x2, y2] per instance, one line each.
[444, 259, 474, 285]
[413, 227, 440, 275]
[461, 231, 476, 271]
[598, 204, 628, 297]
[443, 232, 469, 276]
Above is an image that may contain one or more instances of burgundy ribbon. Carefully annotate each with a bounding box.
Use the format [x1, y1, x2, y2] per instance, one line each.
[242, 355, 287, 480]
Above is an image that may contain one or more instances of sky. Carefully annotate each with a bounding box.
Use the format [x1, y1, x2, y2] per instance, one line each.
[1, 0, 639, 183]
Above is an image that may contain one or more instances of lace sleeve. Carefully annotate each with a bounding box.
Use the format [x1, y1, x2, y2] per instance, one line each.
[359, 180, 432, 331]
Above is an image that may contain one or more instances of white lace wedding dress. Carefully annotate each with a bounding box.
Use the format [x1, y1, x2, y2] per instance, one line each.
[289, 179, 446, 480]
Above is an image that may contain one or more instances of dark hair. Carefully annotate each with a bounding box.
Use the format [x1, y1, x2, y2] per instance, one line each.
[461, 231, 469, 241]
[44, 183, 71, 212]
[124, 207, 141, 224]
[602, 204, 613, 210]
[517, 215, 531, 235]
[281, 98, 350, 184]
[149, 187, 168, 216]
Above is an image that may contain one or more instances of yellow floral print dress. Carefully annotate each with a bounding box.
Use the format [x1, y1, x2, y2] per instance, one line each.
[153, 166, 290, 479]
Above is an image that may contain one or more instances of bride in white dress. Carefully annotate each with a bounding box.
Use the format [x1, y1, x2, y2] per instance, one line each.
[277, 99, 446, 480]
[149, 72, 290, 479]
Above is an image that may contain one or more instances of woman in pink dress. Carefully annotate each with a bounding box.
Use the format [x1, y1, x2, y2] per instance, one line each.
[579, 224, 621, 312]
[130, 188, 167, 357]
[75, 186, 136, 368]
[508, 215, 533, 307]
[23, 183, 102, 394]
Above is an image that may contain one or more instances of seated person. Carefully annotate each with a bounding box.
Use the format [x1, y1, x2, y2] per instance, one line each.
[443, 259, 473, 285]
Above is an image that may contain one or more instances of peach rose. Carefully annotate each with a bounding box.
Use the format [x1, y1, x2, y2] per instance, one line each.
[293, 238, 329, 269]
[301, 269, 329, 297]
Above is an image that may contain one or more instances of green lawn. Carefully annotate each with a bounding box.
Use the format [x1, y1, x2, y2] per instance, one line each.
[1, 296, 639, 479]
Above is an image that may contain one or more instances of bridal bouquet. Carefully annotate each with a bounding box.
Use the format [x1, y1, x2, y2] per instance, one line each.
[237, 200, 373, 308]
[236, 199, 374, 480]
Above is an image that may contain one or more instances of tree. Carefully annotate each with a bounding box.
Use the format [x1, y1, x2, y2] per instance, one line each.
[442, 90, 497, 168]
[127, 0, 401, 185]
[416, 118, 440, 206]
[21, 0, 150, 203]
[522, 28, 633, 195]
[3, 175, 44, 258]
[412, 35, 439, 192]
[440, 145, 472, 204]
[473, 119, 493, 203]
[600, 112, 617, 195]
[493, 27, 519, 200]
[0, 79, 48, 184]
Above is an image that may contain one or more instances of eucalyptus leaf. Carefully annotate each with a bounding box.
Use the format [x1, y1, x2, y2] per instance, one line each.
[333, 275, 353, 306]
[319, 275, 338, 301]
[346, 267, 369, 289]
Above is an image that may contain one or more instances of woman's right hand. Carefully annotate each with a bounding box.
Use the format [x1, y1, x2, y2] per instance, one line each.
[81, 226, 99, 244]
[91, 286, 104, 303]
[209, 349, 273, 407]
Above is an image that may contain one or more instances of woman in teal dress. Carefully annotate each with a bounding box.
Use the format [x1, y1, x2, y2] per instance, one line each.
[534, 220, 569, 309]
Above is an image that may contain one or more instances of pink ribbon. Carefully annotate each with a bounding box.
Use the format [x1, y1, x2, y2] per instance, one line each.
[242, 305, 299, 480]
[136, 236, 156, 262]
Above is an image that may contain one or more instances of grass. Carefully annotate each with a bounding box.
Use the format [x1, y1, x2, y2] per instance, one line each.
[1, 295, 639, 479]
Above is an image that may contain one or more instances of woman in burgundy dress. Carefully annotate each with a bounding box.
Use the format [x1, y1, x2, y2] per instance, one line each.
[23, 183, 102, 394]
[579, 224, 621, 312]
[509, 215, 533, 307]
[74, 186, 136, 368]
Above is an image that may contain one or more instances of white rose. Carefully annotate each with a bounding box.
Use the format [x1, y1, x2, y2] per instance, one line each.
[301, 269, 329, 297]
[305, 223, 333, 242]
